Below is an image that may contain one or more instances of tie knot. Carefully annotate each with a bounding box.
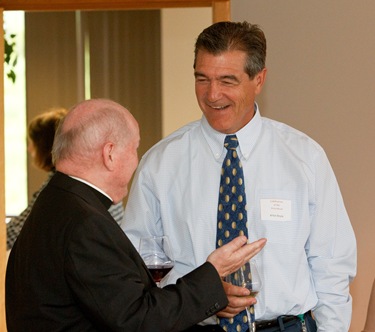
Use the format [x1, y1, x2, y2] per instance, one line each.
[224, 135, 238, 150]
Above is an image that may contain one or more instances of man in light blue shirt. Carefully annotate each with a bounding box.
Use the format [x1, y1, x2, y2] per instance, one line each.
[122, 21, 356, 331]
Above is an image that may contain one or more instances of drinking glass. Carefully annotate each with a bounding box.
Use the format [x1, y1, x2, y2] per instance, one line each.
[225, 260, 263, 332]
[139, 235, 174, 286]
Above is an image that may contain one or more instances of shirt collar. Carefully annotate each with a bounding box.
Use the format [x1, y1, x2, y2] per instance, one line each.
[201, 103, 263, 161]
[69, 175, 114, 202]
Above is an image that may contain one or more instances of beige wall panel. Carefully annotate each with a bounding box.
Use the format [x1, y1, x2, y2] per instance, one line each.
[161, 7, 211, 136]
[25, 12, 80, 197]
[232, 1, 375, 331]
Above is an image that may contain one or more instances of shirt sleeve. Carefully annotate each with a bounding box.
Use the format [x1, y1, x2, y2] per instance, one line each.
[307, 149, 357, 331]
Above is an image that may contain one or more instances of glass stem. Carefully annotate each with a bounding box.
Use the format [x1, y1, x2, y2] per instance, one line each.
[246, 308, 256, 332]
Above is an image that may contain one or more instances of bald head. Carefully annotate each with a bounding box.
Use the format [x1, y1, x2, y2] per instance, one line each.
[52, 99, 140, 202]
[53, 99, 138, 166]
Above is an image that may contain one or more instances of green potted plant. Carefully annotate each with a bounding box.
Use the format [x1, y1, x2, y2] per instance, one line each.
[4, 32, 17, 83]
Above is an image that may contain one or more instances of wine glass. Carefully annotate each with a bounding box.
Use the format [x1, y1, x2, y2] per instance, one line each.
[139, 235, 175, 286]
[225, 260, 263, 332]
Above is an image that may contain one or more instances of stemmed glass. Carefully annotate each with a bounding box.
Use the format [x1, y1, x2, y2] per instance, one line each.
[139, 235, 175, 287]
[225, 260, 263, 332]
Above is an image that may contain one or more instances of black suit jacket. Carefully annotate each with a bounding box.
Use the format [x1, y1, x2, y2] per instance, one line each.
[6, 172, 227, 331]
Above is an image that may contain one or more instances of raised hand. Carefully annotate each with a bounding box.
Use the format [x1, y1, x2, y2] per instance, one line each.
[206, 236, 266, 278]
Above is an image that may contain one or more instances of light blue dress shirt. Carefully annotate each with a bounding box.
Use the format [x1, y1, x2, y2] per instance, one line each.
[122, 105, 356, 331]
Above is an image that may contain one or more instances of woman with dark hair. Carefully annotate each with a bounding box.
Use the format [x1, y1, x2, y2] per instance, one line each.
[27, 107, 67, 172]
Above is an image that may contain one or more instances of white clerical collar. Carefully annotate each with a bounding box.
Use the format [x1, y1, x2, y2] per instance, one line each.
[69, 175, 113, 202]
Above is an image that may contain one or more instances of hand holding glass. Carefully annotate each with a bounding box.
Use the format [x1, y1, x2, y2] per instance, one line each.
[139, 236, 174, 286]
[225, 260, 263, 332]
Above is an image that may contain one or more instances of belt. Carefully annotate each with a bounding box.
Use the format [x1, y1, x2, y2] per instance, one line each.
[185, 312, 312, 332]
[255, 315, 301, 330]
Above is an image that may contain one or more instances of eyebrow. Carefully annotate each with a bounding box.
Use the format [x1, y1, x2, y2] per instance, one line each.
[194, 72, 240, 83]
[194, 71, 206, 78]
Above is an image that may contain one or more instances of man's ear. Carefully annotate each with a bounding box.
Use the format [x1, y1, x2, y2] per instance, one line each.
[255, 67, 267, 95]
[103, 142, 115, 171]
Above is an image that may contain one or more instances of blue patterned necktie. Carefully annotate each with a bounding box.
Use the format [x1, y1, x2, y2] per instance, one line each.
[216, 135, 253, 332]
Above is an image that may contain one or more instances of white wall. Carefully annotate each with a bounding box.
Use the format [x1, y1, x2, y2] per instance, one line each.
[232, 1, 375, 331]
[161, 8, 211, 136]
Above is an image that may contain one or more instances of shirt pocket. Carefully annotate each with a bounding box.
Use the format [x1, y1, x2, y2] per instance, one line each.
[254, 190, 308, 245]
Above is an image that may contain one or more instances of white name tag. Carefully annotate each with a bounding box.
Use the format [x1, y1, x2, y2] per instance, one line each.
[260, 199, 292, 221]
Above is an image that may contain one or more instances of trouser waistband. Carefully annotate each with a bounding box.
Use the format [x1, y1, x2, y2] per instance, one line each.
[256, 315, 299, 330]
[256, 311, 314, 331]
[183, 311, 314, 332]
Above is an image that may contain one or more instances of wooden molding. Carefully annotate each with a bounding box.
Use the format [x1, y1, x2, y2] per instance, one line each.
[212, 0, 230, 22]
[0, 0, 229, 12]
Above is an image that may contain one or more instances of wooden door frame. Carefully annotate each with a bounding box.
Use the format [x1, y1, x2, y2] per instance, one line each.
[0, 0, 230, 330]
[0, 0, 230, 22]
